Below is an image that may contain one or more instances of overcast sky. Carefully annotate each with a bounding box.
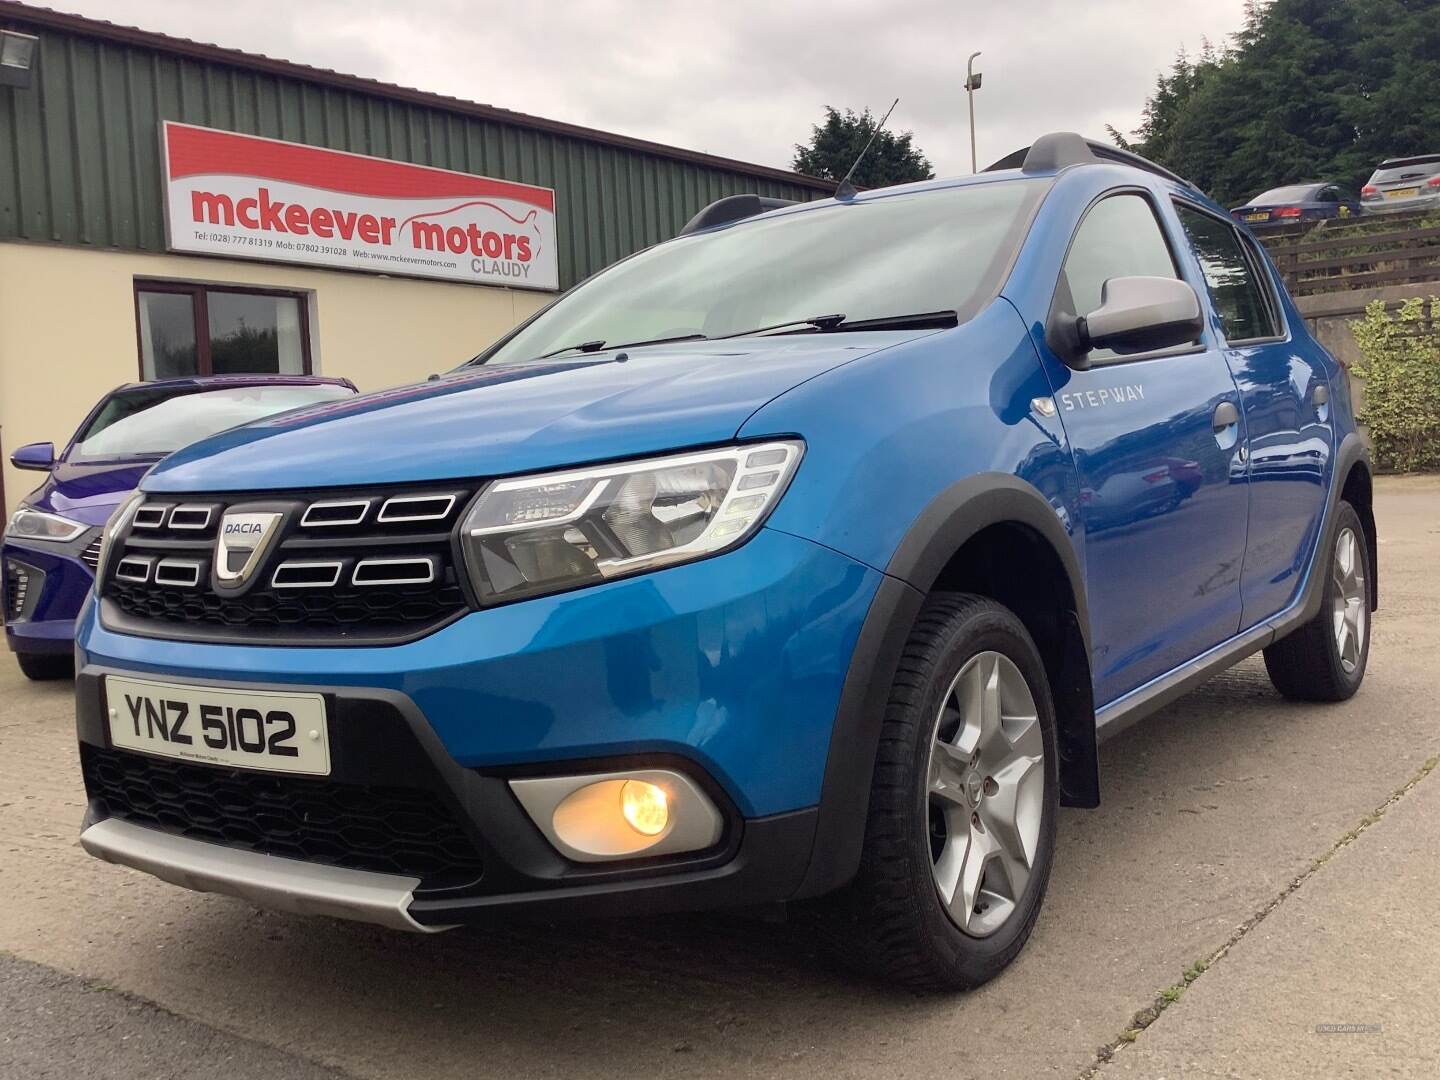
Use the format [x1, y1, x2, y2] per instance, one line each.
[57, 0, 1251, 177]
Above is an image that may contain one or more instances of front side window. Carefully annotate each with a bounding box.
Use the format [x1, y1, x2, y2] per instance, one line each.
[1175, 206, 1279, 343]
[479, 179, 1049, 366]
[1058, 193, 1185, 360]
[70, 384, 354, 462]
[136, 283, 309, 380]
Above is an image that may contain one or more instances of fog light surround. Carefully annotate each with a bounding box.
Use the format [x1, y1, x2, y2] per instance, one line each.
[509, 768, 724, 863]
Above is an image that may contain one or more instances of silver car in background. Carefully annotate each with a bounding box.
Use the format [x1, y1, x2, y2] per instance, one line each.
[1360, 154, 1440, 214]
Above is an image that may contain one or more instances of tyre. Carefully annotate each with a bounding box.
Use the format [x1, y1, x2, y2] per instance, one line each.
[16, 651, 74, 681]
[1263, 501, 1371, 702]
[835, 593, 1059, 991]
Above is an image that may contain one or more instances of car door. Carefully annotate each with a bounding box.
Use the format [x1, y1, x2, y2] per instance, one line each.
[1038, 190, 1249, 705]
[1174, 203, 1334, 630]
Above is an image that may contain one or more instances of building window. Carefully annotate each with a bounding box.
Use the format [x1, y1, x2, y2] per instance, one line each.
[134, 282, 310, 380]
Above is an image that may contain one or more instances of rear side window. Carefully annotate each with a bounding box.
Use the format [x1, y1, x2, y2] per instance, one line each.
[1175, 205, 1280, 343]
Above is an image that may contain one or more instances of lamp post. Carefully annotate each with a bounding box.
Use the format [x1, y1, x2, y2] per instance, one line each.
[965, 51, 983, 173]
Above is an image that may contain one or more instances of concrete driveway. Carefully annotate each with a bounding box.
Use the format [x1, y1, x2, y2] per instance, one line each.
[3, 476, 1437, 1079]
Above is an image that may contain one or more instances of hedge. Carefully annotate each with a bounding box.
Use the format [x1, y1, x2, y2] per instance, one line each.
[1350, 297, 1440, 473]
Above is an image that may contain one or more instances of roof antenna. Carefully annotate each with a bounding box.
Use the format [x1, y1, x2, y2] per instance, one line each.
[835, 97, 899, 201]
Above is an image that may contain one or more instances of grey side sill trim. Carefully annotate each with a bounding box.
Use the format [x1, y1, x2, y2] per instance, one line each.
[80, 818, 451, 934]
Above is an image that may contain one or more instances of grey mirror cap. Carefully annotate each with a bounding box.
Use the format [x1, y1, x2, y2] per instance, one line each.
[1080, 276, 1204, 355]
[10, 441, 55, 471]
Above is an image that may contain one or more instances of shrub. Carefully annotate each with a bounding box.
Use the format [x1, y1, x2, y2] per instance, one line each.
[1349, 297, 1440, 473]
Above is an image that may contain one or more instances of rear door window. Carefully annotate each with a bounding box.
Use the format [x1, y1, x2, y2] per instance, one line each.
[1175, 205, 1281, 344]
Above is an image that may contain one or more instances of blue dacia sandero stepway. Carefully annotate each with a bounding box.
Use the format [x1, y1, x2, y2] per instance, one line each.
[74, 134, 1376, 990]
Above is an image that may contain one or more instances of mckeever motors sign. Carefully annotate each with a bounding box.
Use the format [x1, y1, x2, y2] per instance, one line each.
[162, 122, 559, 290]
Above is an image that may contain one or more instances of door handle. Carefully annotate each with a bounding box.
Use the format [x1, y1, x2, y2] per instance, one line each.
[1312, 384, 1329, 407]
[1212, 400, 1241, 451]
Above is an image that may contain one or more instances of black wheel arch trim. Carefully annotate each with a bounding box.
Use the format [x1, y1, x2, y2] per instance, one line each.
[885, 473, 1091, 643]
[792, 473, 1096, 900]
[1272, 432, 1373, 634]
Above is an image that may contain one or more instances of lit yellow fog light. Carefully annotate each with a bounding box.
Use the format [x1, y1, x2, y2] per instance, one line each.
[511, 769, 721, 862]
[620, 779, 669, 836]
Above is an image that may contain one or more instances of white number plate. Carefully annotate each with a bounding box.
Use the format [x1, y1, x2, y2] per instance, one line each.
[106, 676, 330, 776]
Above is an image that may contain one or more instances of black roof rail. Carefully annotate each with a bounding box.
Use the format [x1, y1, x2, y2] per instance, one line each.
[984, 132, 1195, 190]
[679, 194, 797, 236]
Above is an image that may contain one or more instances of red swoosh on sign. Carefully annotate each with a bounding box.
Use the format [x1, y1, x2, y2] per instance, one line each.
[397, 201, 539, 230]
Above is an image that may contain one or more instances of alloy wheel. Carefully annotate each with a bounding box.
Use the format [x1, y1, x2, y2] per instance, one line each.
[926, 651, 1045, 938]
[1332, 526, 1367, 674]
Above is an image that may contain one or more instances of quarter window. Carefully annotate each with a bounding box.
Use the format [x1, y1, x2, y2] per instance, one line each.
[1175, 206, 1280, 343]
[1059, 193, 1184, 360]
[135, 282, 310, 380]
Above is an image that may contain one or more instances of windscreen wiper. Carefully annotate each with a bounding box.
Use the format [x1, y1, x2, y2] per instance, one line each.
[609, 332, 709, 350]
[538, 331, 710, 360]
[538, 339, 609, 359]
[717, 310, 959, 340]
[828, 310, 960, 332]
[716, 314, 848, 339]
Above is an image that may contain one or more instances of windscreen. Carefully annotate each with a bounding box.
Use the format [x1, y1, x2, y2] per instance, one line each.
[71, 384, 355, 462]
[480, 179, 1048, 365]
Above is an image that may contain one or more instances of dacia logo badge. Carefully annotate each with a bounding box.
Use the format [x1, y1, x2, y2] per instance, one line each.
[215, 511, 283, 586]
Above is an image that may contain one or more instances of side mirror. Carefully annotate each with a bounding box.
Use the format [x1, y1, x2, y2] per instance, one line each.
[1076, 276, 1203, 361]
[10, 441, 55, 471]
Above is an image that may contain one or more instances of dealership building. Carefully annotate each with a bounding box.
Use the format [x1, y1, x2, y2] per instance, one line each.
[0, 1, 829, 512]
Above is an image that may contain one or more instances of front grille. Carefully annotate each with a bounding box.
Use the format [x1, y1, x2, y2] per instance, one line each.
[81, 744, 485, 887]
[79, 537, 102, 570]
[100, 485, 474, 644]
[107, 577, 469, 633]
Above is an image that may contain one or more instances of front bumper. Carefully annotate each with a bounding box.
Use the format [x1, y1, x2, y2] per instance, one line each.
[80, 817, 439, 932]
[75, 527, 882, 925]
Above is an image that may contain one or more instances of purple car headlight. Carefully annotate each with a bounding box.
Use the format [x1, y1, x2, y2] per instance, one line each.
[5, 507, 87, 543]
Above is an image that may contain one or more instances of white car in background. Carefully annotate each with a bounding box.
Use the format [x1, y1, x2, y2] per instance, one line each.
[1360, 154, 1440, 214]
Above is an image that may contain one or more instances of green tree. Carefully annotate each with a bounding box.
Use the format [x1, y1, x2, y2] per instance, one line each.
[793, 106, 934, 188]
[1113, 0, 1440, 207]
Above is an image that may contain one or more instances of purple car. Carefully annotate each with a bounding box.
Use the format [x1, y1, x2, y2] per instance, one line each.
[3, 375, 355, 679]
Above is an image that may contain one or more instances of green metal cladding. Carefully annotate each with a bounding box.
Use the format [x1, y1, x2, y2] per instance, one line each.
[0, 10, 827, 289]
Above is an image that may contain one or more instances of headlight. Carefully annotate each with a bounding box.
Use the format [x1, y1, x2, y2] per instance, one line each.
[5, 507, 87, 543]
[460, 440, 803, 602]
[93, 492, 145, 592]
